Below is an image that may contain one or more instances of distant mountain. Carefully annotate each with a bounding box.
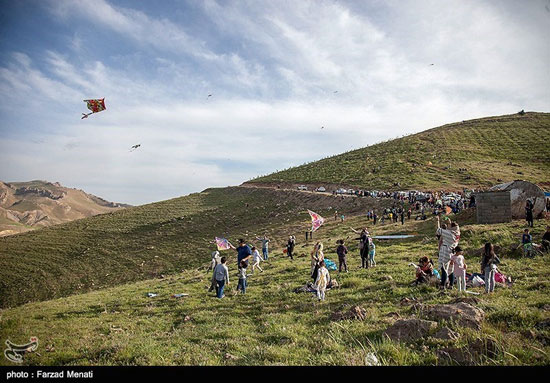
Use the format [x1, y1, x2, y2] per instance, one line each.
[246, 112, 550, 192]
[0, 180, 130, 236]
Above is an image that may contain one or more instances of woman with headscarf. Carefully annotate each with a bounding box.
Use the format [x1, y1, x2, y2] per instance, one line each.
[310, 242, 325, 281]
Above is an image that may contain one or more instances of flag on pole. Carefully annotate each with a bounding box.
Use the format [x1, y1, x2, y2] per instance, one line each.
[215, 237, 231, 251]
[307, 209, 325, 232]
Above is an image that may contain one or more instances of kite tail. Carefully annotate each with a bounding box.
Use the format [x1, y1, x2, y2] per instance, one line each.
[81, 113, 92, 119]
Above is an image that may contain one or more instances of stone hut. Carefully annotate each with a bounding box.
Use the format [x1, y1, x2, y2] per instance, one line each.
[489, 180, 546, 219]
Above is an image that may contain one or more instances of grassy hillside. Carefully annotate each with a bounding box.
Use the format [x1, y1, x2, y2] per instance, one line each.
[246, 112, 550, 191]
[2, 212, 549, 366]
[0, 187, 395, 308]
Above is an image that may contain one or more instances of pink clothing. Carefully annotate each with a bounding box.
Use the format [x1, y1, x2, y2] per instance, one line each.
[450, 254, 466, 276]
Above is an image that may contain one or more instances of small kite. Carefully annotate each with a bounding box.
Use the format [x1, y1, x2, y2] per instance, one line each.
[81, 98, 106, 119]
[130, 144, 141, 152]
[445, 206, 452, 215]
[215, 237, 232, 251]
[307, 209, 325, 232]
[207, 94, 212, 99]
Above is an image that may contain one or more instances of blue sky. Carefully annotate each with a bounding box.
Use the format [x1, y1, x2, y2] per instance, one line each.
[0, 0, 549, 205]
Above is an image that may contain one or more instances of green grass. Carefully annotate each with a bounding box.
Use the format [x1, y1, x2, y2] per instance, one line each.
[1, 210, 549, 365]
[247, 112, 550, 191]
[0, 187, 397, 308]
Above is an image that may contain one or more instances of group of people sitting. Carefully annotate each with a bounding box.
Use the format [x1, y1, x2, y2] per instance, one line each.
[522, 226, 550, 256]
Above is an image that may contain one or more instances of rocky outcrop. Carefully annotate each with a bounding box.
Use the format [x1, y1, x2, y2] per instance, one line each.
[384, 318, 438, 342]
[331, 305, 367, 321]
[418, 302, 485, 330]
[14, 186, 66, 200]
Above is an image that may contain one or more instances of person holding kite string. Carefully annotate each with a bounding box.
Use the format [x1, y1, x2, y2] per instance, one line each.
[436, 216, 460, 289]
[229, 239, 252, 269]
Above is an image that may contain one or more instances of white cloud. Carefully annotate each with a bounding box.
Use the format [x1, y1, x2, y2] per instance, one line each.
[1, 0, 548, 204]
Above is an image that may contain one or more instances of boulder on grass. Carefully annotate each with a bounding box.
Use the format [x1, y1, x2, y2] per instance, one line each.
[419, 302, 485, 330]
[384, 318, 437, 342]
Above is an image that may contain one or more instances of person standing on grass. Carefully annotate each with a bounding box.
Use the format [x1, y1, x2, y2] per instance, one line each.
[287, 235, 296, 260]
[210, 250, 221, 271]
[450, 246, 467, 293]
[336, 239, 348, 273]
[237, 260, 248, 294]
[436, 216, 460, 289]
[481, 243, 500, 293]
[314, 260, 330, 301]
[400, 210, 405, 225]
[310, 242, 325, 279]
[230, 238, 252, 268]
[368, 237, 376, 267]
[213, 257, 229, 299]
[256, 235, 270, 261]
[353, 228, 370, 269]
[209, 251, 222, 293]
[526, 200, 534, 228]
[250, 246, 264, 274]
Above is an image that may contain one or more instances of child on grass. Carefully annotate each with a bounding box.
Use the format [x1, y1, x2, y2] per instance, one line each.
[237, 260, 248, 294]
[522, 228, 533, 257]
[368, 238, 376, 267]
[314, 260, 330, 301]
[415, 256, 434, 285]
[481, 243, 500, 294]
[336, 239, 348, 273]
[251, 246, 264, 274]
[450, 246, 467, 293]
[213, 257, 229, 299]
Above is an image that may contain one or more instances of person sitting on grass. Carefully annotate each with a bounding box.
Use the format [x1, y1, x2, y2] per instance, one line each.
[237, 260, 248, 294]
[414, 256, 434, 285]
[213, 257, 229, 299]
[250, 246, 264, 274]
[522, 228, 533, 257]
[314, 260, 330, 301]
